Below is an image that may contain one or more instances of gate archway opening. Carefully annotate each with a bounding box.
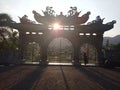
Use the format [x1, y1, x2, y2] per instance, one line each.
[47, 37, 74, 65]
[80, 43, 98, 66]
[23, 42, 41, 64]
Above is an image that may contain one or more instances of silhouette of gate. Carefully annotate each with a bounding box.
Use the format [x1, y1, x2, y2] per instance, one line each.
[0, 7, 116, 65]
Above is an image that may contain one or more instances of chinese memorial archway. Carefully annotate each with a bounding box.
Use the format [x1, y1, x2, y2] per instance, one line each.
[0, 6, 116, 65]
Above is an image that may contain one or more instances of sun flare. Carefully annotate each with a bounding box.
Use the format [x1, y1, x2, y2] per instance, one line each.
[53, 23, 60, 30]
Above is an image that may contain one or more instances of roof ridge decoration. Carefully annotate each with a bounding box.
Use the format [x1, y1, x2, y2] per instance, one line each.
[32, 6, 91, 25]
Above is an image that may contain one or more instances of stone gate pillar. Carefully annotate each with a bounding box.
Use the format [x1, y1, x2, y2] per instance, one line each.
[18, 31, 24, 64]
[97, 48, 104, 65]
[96, 33, 104, 66]
[73, 44, 80, 65]
[40, 44, 48, 65]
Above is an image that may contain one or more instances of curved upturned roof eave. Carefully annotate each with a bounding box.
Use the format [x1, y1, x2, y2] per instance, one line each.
[76, 23, 114, 33]
[0, 22, 48, 32]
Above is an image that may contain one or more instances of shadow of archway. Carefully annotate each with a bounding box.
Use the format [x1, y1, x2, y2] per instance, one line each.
[10, 65, 46, 90]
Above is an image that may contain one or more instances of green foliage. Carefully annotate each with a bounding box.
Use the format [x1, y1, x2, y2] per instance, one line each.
[23, 43, 41, 62]
[0, 13, 13, 23]
[111, 42, 120, 50]
[0, 13, 18, 51]
[0, 30, 18, 51]
[9, 31, 19, 50]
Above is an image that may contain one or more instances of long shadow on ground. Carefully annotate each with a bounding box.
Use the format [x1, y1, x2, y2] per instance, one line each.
[76, 66, 120, 90]
[111, 67, 120, 72]
[10, 65, 46, 90]
[0, 65, 19, 73]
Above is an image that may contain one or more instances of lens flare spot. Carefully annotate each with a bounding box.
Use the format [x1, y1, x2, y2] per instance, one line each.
[53, 23, 60, 30]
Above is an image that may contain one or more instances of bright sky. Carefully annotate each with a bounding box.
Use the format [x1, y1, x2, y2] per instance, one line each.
[0, 0, 120, 37]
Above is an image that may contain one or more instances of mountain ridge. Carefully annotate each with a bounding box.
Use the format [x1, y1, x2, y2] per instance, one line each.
[103, 35, 120, 45]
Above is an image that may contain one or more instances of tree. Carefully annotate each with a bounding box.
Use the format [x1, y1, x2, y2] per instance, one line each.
[0, 13, 14, 23]
[111, 42, 120, 50]
[0, 27, 10, 50]
[0, 13, 18, 51]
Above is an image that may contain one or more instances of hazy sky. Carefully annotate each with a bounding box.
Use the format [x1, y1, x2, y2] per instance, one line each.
[0, 0, 120, 37]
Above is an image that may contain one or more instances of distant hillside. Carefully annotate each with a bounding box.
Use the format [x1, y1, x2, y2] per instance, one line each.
[103, 35, 120, 45]
[48, 35, 120, 47]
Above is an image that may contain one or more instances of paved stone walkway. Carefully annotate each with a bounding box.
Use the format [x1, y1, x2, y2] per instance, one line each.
[0, 65, 120, 90]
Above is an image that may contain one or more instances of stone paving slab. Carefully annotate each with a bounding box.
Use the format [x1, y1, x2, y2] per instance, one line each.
[0, 65, 120, 90]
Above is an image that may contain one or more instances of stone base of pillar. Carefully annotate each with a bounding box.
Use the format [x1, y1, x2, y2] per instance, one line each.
[97, 62, 104, 67]
[97, 58, 105, 67]
[39, 60, 48, 65]
[73, 61, 81, 66]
